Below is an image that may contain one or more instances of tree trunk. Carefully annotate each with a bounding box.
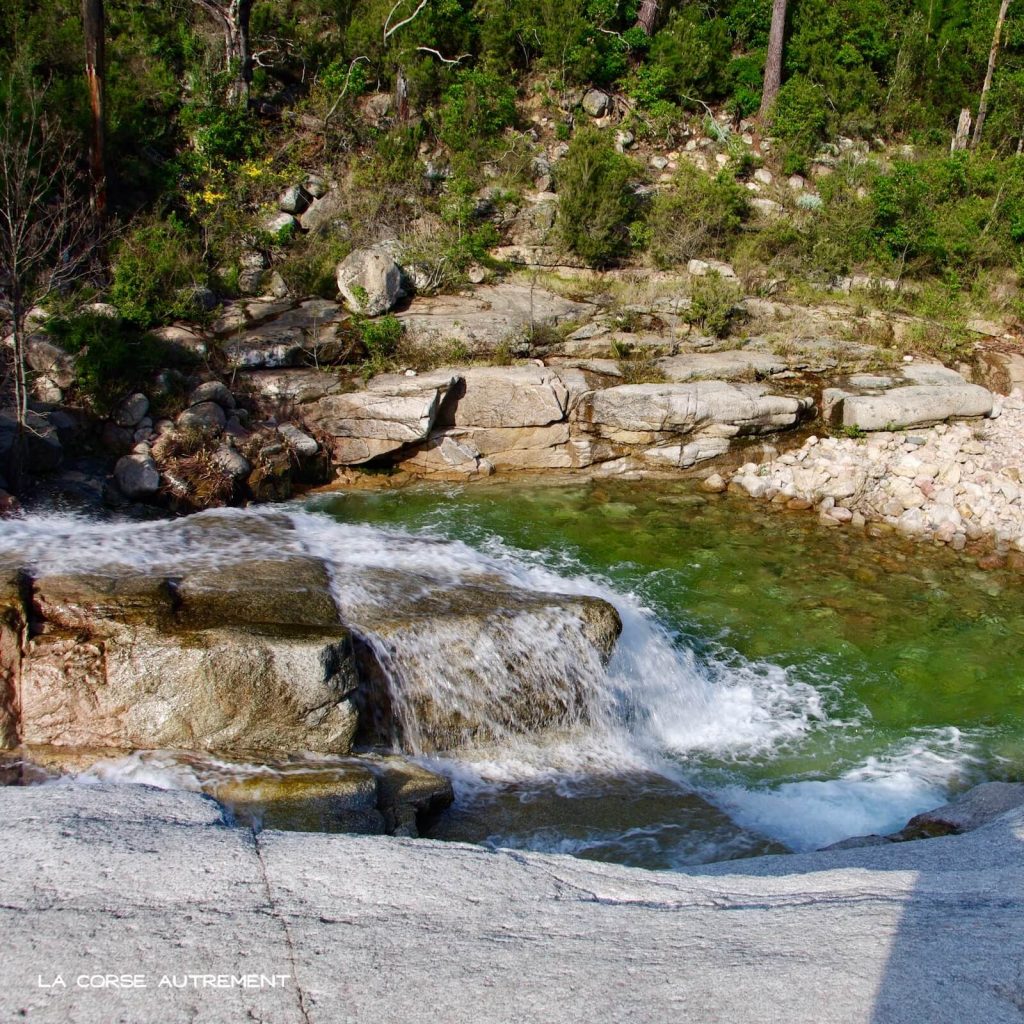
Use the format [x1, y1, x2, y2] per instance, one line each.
[972, 0, 1012, 147]
[81, 0, 106, 216]
[635, 0, 660, 36]
[193, 0, 252, 106]
[394, 68, 409, 123]
[225, 0, 253, 106]
[759, 0, 788, 120]
[8, 291, 27, 492]
[951, 107, 972, 152]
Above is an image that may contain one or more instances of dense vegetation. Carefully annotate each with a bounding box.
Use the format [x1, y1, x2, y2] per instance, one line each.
[2, 0, 1024, 359]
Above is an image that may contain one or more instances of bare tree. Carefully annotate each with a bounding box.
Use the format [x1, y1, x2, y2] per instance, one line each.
[972, 0, 1012, 147]
[635, 0, 660, 36]
[0, 83, 92, 483]
[759, 0, 789, 120]
[82, 0, 107, 215]
[191, 0, 253, 106]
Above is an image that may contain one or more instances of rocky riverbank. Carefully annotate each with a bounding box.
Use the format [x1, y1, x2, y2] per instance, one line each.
[2, 781, 1023, 1024]
[725, 388, 1024, 559]
[5, 273, 1023, 561]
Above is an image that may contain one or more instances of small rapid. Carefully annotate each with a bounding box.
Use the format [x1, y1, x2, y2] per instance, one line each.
[1, 499, 989, 857]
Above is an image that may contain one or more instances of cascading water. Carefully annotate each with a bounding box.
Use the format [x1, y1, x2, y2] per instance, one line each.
[0, 499, 992, 863]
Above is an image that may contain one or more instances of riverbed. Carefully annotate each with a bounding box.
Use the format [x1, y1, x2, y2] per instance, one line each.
[6, 478, 1022, 870]
[303, 479, 1024, 864]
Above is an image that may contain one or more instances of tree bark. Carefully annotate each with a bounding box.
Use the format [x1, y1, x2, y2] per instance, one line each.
[972, 0, 1012, 147]
[81, 0, 106, 216]
[192, 0, 253, 106]
[951, 107, 972, 151]
[759, 0, 788, 120]
[635, 0, 660, 36]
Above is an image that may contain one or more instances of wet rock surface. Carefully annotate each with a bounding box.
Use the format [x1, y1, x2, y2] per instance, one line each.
[0, 510, 625, 759]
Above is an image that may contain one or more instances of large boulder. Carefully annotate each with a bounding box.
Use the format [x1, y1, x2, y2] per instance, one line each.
[336, 246, 403, 316]
[580, 382, 813, 442]
[396, 282, 592, 353]
[347, 568, 622, 752]
[826, 365, 993, 431]
[306, 371, 459, 465]
[220, 299, 348, 370]
[14, 518, 361, 755]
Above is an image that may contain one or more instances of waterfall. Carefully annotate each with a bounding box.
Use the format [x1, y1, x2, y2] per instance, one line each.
[0, 505, 978, 854]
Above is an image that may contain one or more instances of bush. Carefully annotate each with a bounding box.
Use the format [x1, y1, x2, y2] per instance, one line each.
[687, 273, 742, 337]
[771, 76, 828, 173]
[649, 165, 749, 268]
[355, 313, 404, 376]
[46, 313, 187, 414]
[110, 217, 209, 328]
[646, 8, 731, 102]
[438, 66, 517, 154]
[555, 129, 638, 267]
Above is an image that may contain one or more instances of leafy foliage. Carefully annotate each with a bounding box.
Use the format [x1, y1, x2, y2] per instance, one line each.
[556, 128, 637, 267]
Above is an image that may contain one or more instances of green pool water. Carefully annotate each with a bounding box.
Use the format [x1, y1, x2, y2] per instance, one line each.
[306, 479, 1024, 864]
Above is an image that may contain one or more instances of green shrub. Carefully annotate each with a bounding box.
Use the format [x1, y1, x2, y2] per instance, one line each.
[555, 128, 638, 268]
[771, 76, 828, 173]
[46, 313, 189, 414]
[110, 217, 209, 328]
[649, 165, 749, 268]
[646, 8, 731, 102]
[438, 66, 517, 155]
[687, 272, 742, 337]
[355, 313, 404, 376]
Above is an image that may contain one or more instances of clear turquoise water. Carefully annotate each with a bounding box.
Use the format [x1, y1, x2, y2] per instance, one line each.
[308, 480, 1024, 867]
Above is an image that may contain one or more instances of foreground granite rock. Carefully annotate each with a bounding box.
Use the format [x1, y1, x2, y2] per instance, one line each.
[0, 510, 624, 757]
[1, 783, 1022, 1024]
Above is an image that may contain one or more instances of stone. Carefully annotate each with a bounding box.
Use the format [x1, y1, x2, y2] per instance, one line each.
[336, 245, 404, 316]
[348, 574, 621, 751]
[212, 445, 251, 479]
[840, 384, 993, 431]
[277, 422, 320, 457]
[583, 382, 811, 440]
[220, 300, 347, 370]
[299, 190, 348, 235]
[150, 323, 210, 359]
[189, 380, 236, 409]
[699, 473, 727, 493]
[581, 89, 610, 117]
[112, 393, 150, 428]
[177, 401, 227, 434]
[278, 184, 313, 215]
[895, 782, 1024, 839]
[2, 784, 1023, 1024]
[22, 334, 76, 389]
[113, 451, 161, 499]
[397, 282, 590, 352]
[687, 258, 737, 278]
[17, 535, 360, 755]
[307, 371, 459, 465]
[263, 211, 298, 238]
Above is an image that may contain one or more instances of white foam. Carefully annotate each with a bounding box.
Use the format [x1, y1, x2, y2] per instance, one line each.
[715, 728, 983, 851]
